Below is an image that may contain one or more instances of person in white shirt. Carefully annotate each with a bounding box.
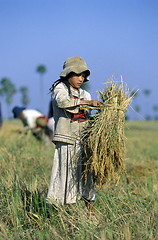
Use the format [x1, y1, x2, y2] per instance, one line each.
[12, 106, 50, 141]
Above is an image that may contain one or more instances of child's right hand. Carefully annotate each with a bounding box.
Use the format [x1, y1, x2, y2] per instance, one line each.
[90, 100, 103, 107]
[80, 99, 104, 107]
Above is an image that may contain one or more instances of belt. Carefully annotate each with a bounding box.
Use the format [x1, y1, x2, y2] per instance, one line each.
[71, 118, 87, 122]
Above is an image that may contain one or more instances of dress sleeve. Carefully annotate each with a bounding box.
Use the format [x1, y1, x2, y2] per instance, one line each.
[53, 83, 80, 113]
[84, 91, 91, 101]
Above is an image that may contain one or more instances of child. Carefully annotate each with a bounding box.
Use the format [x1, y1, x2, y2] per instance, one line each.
[46, 56, 102, 216]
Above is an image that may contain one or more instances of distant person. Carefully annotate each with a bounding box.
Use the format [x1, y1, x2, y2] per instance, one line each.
[12, 106, 49, 141]
[45, 100, 55, 141]
[48, 100, 54, 119]
[0, 102, 2, 128]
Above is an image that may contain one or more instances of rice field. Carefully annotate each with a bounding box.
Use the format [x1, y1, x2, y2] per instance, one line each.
[0, 119, 158, 240]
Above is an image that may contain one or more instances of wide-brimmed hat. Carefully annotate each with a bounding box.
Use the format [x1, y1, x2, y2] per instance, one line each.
[60, 56, 90, 82]
[12, 106, 26, 118]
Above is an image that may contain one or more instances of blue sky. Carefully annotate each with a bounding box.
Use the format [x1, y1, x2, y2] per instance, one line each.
[0, 0, 158, 119]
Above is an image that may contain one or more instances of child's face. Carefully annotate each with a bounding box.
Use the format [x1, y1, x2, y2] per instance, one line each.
[68, 72, 85, 90]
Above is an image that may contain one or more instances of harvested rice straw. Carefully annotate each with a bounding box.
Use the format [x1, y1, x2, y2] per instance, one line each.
[81, 78, 134, 190]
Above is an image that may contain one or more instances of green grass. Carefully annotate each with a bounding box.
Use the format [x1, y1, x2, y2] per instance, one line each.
[0, 120, 158, 239]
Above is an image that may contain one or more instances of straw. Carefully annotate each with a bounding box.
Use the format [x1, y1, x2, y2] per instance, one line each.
[81, 78, 134, 190]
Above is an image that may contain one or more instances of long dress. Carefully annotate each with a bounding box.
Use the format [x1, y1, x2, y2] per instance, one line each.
[46, 83, 96, 205]
[47, 142, 96, 205]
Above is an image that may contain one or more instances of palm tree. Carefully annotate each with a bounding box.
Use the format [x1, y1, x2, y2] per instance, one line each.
[130, 89, 139, 98]
[134, 104, 141, 120]
[36, 65, 46, 113]
[0, 77, 17, 118]
[153, 104, 158, 120]
[130, 89, 139, 120]
[81, 82, 90, 91]
[0, 102, 2, 127]
[19, 86, 29, 107]
[143, 89, 151, 120]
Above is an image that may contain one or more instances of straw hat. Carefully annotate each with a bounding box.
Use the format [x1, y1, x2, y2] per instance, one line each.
[60, 56, 90, 82]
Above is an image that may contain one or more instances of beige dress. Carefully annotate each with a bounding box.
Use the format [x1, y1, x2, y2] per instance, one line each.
[47, 142, 96, 205]
[46, 83, 96, 205]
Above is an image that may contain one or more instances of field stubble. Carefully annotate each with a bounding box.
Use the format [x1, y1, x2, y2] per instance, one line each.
[0, 120, 158, 240]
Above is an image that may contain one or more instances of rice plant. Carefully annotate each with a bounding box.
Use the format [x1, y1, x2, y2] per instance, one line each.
[81, 78, 134, 189]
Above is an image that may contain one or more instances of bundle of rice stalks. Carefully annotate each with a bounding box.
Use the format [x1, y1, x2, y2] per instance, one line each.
[81, 78, 135, 190]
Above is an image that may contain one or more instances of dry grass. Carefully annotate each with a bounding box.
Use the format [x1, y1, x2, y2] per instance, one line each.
[82, 78, 134, 189]
[0, 120, 158, 239]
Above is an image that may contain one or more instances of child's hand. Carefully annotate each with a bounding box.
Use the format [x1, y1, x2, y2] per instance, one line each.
[90, 100, 103, 107]
[80, 99, 104, 107]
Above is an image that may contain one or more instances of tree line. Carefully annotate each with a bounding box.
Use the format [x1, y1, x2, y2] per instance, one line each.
[0, 65, 46, 118]
[0, 65, 157, 120]
[126, 89, 158, 120]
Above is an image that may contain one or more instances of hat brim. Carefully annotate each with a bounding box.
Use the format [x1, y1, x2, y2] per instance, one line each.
[60, 66, 90, 81]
